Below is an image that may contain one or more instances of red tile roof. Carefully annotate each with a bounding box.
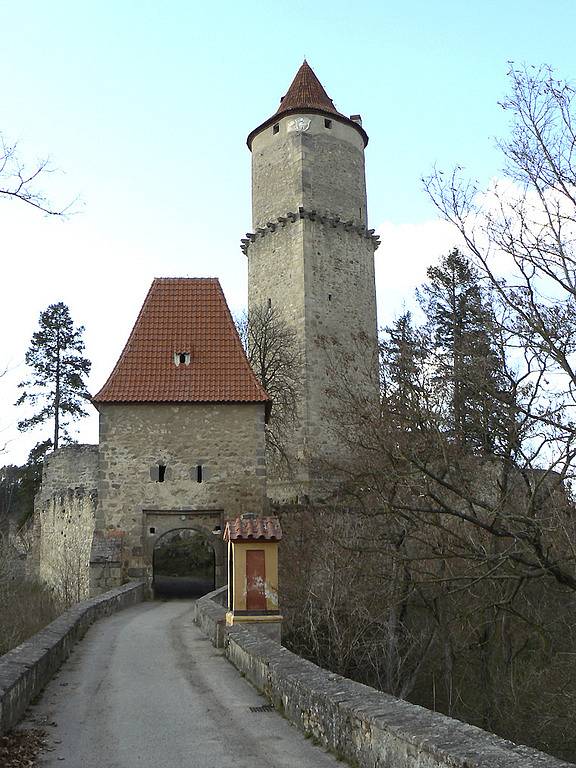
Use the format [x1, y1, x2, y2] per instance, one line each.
[247, 61, 368, 148]
[93, 278, 270, 406]
[224, 516, 283, 542]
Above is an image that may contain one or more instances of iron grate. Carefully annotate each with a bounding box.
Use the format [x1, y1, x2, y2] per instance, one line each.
[249, 704, 275, 713]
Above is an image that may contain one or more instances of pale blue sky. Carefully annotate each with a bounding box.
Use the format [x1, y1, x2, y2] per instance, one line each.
[2, 0, 575, 464]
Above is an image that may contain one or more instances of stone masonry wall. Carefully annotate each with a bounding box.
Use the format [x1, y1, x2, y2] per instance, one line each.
[36, 444, 99, 504]
[303, 218, 379, 471]
[32, 445, 98, 601]
[96, 402, 267, 581]
[248, 221, 378, 495]
[251, 113, 367, 228]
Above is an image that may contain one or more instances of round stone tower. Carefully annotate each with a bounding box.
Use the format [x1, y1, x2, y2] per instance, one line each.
[243, 61, 380, 501]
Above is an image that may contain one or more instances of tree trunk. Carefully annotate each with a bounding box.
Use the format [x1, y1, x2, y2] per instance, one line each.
[54, 328, 61, 449]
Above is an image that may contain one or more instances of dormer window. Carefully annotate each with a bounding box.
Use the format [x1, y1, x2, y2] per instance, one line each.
[174, 352, 191, 366]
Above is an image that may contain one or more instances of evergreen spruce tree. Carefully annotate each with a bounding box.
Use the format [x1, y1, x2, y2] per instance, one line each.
[380, 312, 428, 429]
[418, 249, 511, 453]
[16, 302, 91, 450]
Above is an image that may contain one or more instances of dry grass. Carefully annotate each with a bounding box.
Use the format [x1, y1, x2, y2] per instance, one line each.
[0, 579, 61, 656]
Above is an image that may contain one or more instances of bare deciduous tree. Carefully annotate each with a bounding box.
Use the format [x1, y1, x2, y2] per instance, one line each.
[279, 64, 576, 761]
[425, 63, 576, 492]
[0, 133, 73, 215]
[237, 303, 302, 465]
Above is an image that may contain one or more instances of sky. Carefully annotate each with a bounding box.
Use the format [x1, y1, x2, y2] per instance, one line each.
[1, 0, 575, 466]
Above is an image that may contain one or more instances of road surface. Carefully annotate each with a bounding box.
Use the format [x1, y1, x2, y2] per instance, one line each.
[24, 600, 342, 767]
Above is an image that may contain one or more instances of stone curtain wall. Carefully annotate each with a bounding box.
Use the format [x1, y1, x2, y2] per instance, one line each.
[0, 580, 145, 735]
[194, 592, 572, 768]
[38, 488, 97, 602]
[32, 445, 99, 602]
[97, 402, 267, 581]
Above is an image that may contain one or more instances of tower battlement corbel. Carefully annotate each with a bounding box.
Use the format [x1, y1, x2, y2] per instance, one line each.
[239, 209, 381, 254]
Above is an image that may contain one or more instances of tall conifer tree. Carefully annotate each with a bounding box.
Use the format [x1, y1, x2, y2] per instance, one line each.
[418, 249, 510, 453]
[16, 302, 91, 450]
[380, 312, 428, 429]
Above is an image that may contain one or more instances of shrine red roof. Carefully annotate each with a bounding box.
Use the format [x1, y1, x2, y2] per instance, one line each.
[92, 278, 269, 406]
[224, 516, 283, 542]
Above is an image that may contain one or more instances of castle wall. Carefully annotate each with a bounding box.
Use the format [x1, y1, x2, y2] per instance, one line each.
[96, 402, 267, 581]
[32, 445, 98, 602]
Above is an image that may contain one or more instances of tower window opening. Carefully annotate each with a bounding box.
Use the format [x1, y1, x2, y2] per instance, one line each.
[328, 293, 332, 301]
[149, 527, 156, 535]
[324, 119, 332, 129]
[273, 123, 279, 134]
[267, 298, 272, 308]
[174, 352, 191, 366]
[158, 464, 166, 483]
[196, 464, 203, 483]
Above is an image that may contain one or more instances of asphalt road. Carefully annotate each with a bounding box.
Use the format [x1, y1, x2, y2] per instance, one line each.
[24, 600, 342, 768]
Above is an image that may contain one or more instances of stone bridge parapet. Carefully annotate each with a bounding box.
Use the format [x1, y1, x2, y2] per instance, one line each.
[0, 580, 146, 735]
[194, 591, 572, 768]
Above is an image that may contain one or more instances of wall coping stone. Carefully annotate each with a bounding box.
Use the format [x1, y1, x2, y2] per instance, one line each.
[0, 580, 146, 735]
[193, 586, 227, 647]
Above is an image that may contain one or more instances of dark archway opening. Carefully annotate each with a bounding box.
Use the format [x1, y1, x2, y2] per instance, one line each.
[153, 528, 215, 599]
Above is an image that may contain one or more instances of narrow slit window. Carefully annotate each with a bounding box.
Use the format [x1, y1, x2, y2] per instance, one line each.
[267, 298, 272, 308]
[196, 464, 203, 483]
[158, 464, 166, 483]
[328, 293, 332, 301]
[324, 119, 332, 129]
[273, 123, 279, 134]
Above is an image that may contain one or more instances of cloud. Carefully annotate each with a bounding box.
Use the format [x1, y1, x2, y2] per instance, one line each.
[374, 217, 461, 326]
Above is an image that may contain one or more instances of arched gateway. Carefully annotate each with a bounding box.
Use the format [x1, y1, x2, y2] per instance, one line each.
[152, 524, 218, 598]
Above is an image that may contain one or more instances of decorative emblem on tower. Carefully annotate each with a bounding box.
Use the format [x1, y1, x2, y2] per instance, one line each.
[287, 117, 311, 133]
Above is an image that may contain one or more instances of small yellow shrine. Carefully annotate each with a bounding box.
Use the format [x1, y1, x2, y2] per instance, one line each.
[223, 514, 282, 641]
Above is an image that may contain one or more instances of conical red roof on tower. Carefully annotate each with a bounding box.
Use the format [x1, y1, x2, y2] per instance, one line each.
[247, 61, 368, 148]
[274, 60, 340, 116]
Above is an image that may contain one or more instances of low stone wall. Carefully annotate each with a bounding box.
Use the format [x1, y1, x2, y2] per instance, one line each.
[0, 580, 146, 735]
[194, 593, 572, 768]
[193, 586, 227, 647]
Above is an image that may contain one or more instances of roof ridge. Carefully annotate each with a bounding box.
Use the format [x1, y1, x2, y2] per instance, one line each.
[152, 277, 220, 282]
